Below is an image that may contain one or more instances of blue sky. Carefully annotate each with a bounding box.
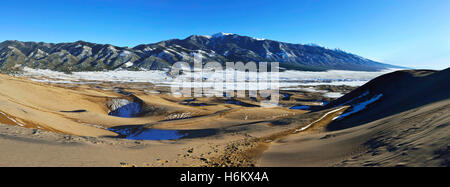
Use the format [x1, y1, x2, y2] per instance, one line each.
[1, 0, 449, 69]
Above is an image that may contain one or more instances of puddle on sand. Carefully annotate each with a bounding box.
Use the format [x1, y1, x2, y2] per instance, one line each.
[108, 126, 218, 140]
[289, 105, 311, 110]
[60, 110, 87, 113]
[108, 102, 142, 118]
[225, 100, 259, 107]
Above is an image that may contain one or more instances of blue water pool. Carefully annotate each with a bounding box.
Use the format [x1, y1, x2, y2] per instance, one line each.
[289, 105, 311, 110]
[108, 126, 217, 141]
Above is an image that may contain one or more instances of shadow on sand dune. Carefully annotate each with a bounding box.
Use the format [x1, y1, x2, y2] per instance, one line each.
[325, 68, 450, 131]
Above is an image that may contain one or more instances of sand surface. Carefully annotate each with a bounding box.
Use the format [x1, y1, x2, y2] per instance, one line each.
[259, 99, 450, 167]
[0, 73, 323, 166]
[0, 69, 449, 167]
[259, 69, 450, 167]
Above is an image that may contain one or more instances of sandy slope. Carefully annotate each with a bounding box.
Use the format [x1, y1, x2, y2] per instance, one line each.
[0, 105, 343, 167]
[0, 74, 117, 136]
[259, 68, 450, 167]
[259, 99, 450, 167]
[0, 72, 314, 166]
[0, 123, 240, 167]
[0, 74, 282, 136]
[0, 68, 448, 167]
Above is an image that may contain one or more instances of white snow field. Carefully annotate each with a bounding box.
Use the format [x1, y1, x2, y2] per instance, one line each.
[20, 67, 397, 98]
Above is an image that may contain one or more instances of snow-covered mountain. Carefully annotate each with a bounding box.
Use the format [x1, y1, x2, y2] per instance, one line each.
[0, 33, 403, 73]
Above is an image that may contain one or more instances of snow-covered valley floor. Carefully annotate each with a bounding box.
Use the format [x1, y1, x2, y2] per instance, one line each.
[18, 67, 398, 99]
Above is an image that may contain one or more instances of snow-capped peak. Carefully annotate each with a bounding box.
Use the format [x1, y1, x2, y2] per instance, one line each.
[306, 43, 324, 47]
[253, 37, 266, 41]
[212, 32, 234, 38]
[198, 35, 212, 39]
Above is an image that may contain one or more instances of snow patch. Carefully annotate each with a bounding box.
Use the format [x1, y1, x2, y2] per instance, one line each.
[124, 61, 134, 67]
[119, 51, 131, 57]
[212, 32, 234, 38]
[253, 37, 266, 41]
[333, 93, 383, 120]
[323, 92, 344, 98]
[199, 35, 212, 39]
[143, 47, 155, 52]
[0, 111, 25, 127]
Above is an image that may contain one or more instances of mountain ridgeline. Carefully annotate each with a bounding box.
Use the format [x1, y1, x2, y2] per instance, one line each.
[0, 33, 401, 73]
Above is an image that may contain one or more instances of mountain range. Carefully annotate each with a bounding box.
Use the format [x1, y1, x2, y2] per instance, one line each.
[0, 32, 403, 73]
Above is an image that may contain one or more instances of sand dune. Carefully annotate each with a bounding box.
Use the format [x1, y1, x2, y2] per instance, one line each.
[259, 68, 450, 167]
[0, 68, 448, 167]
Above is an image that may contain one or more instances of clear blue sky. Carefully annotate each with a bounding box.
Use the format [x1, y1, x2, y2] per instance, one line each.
[1, 0, 449, 69]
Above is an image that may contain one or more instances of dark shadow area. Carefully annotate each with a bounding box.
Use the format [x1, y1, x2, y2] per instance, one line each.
[281, 93, 292, 101]
[188, 103, 210, 106]
[289, 105, 310, 110]
[179, 98, 217, 107]
[225, 99, 259, 107]
[294, 99, 329, 104]
[107, 125, 219, 140]
[60, 110, 87, 113]
[108, 95, 150, 118]
[270, 119, 292, 126]
[325, 68, 450, 131]
[108, 102, 142, 118]
[113, 87, 133, 96]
